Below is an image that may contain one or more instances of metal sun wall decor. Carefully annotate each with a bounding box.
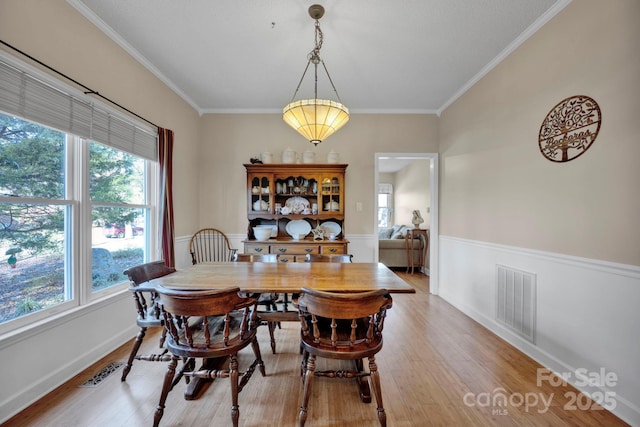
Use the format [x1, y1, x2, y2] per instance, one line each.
[538, 95, 602, 162]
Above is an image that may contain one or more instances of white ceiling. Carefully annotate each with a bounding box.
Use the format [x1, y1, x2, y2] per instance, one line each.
[378, 157, 424, 174]
[68, 0, 567, 115]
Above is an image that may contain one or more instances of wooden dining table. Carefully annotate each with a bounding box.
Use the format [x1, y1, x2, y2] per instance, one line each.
[149, 261, 416, 294]
[147, 261, 414, 400]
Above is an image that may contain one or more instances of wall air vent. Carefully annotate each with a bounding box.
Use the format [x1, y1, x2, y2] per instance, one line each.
[496, 265, 536, 343]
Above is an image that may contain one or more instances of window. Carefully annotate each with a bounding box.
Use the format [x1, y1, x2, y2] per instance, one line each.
[0, 54, 157, 332]
[90, 143, 149, 292]
[378, 183, 393, 228]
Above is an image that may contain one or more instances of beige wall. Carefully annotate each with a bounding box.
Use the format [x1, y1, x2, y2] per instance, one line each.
[0, 0, 201, 238]
[1, 1, 438, 240]
[395, 160, 431, 228]
[199, 114, 438, 236]
[1, 0, 639, 422]
[439, 0, 640, 265]
[0, 0, 202, 419]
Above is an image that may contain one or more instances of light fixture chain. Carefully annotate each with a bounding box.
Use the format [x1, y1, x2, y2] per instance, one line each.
[320, 60, 343, 104]
[288, 59, 313, 103]
[309, 20, 324, 61]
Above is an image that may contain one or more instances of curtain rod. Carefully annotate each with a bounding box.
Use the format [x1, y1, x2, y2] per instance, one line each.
[0, 39, 159, 129]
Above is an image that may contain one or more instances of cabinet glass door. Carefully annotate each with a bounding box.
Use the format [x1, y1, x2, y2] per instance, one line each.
[250, 175, 271, 213]
[320, 175, 341, 214]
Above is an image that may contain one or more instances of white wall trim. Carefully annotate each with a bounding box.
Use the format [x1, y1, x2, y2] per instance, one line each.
[0, 289, 130, 350]
[442, 235, 640, 279]
[177, 233, 388, 265]
[436, 0, 573, 115]
[0, 324, 137, 424]
[439, 235, 640, 426]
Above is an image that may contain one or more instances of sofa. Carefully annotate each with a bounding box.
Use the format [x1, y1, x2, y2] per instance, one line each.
[378, 225, 428, 270]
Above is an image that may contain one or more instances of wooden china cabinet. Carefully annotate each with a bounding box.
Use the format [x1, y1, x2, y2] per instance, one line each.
[243, 163, 348, 262]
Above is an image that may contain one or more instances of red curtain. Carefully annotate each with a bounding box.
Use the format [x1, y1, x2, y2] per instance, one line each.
[158, 128, 175, 268]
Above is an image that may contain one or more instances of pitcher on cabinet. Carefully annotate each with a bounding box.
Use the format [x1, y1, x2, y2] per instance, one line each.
[282, 147, 296, 164]
[302, 150, 315, 164]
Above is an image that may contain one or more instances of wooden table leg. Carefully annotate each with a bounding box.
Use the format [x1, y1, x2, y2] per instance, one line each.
[354, 359, 371, 403]
[183, 356, 227, 400]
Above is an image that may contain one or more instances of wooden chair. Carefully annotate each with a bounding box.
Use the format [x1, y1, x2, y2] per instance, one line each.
[232, 253, 278, 263]
[152, 286, 266, 427]
[304, 253, 353, 263]
[189, 228, 238, 264]
[232, 252, 280, 354]
[121, 260, 176, 382]
[297, 287, 393, 427]
[296, 253, 353, 316]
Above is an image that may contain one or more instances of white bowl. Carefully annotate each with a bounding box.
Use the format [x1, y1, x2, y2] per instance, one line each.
[253, 227, 272, 241]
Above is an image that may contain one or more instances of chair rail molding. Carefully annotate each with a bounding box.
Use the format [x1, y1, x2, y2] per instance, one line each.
[439, 235, 640, 426]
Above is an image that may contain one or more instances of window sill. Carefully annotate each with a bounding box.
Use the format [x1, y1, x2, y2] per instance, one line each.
[0, 288, 130, 350]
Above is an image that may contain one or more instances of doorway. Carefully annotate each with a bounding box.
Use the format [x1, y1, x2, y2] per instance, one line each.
[374, 153, 439, 294]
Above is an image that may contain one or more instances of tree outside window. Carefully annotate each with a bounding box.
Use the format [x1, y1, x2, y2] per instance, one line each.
[0, 112, 150, 325]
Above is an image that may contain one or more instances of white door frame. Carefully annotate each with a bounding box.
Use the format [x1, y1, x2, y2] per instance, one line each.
[374, 153, 439, 294]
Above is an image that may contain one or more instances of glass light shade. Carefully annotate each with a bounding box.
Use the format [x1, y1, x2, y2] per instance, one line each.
[283, 98, 349, 145]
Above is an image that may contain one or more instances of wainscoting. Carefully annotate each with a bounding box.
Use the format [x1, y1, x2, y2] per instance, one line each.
[439, 235, 640, 426]
[175, 234, 379, 269]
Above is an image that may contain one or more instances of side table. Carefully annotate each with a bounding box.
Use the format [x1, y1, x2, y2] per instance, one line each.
[405, 228, 429, 274]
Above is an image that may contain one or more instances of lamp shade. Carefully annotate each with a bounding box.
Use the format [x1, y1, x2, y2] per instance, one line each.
[283, 98, 349, 145]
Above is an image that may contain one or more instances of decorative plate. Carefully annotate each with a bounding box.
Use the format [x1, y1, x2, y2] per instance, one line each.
[286, 220, 311, 238]
[321, 221, 341, 236]
[538, 95, 602, 163]
[285, 196, 310, 214]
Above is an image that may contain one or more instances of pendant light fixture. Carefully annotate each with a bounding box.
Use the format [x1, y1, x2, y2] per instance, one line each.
[283, 4, 349, 146]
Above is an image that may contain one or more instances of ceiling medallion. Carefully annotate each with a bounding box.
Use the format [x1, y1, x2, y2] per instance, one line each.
[538, 95, 602, 163]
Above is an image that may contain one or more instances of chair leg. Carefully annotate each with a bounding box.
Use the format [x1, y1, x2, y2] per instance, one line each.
[250, 337, 266, 377]
[153, 355, 179, 427]
[368, 356, 387, 427]
[270, 300, 282, 329]
[298, 354, 316, 427]
[121, 326, 146, 381]
[229, 355, 240, 427]
[300, 349, 309, 378]
[267, 321, 277, 354]
[159, 327, 167, 347]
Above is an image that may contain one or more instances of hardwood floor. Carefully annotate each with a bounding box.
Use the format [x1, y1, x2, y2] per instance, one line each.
[4, 271, 628, 426]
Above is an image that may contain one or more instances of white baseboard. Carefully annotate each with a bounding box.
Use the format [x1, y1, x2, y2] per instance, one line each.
[439, 235, 640, 426]
[0, 320, 137, 424]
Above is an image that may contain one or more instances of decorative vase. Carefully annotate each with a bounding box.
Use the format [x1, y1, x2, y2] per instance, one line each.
[327, 150, 339, 163]
[411, 210, 424, 228]
[302, 150, 315, 164]
[282, 148, 296, 164]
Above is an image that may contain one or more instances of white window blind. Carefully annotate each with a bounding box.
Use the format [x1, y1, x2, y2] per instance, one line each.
[0, 54, 157, 160]
[378, 183, 393, 194]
